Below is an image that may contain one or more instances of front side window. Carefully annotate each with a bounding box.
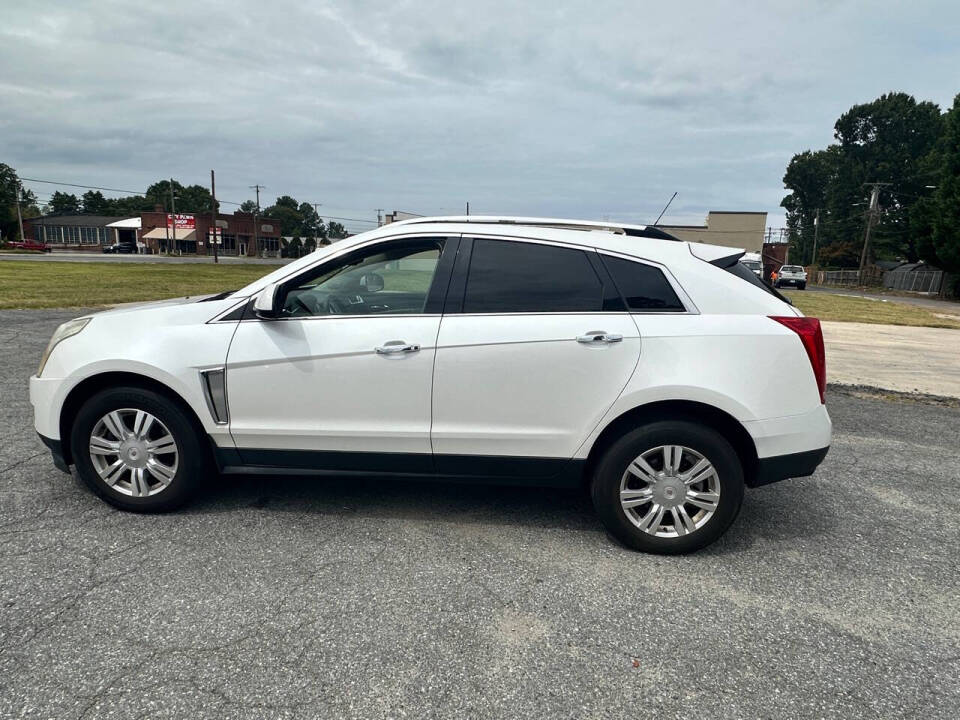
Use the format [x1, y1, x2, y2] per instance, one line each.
[462, 239, 604, 313]
[600, 255, 685, 312]
[282, 239, 443, 317]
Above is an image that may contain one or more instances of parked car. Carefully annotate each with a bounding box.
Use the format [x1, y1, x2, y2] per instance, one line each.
[102, 242, 142, 254]
[30, 216, 830, 554]
[775, 265, 808, 289]
[740, 258, 763, 278]
[6, 239, 52, 252]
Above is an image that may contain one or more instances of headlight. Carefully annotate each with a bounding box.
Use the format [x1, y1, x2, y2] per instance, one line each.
[37, 317, 91, 377]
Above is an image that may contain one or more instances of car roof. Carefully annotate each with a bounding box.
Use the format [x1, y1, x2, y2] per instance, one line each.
[235, 215, 745, 297]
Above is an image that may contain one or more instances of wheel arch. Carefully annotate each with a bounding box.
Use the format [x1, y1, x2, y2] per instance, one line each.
[582, 400, 759, 488]
[59, 371, 210, 465]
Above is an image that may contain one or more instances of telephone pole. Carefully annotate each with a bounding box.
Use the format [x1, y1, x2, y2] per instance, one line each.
[466, 201, 470, 216]
[310, 202, 322, 253]
[811, 208, 820, 266]
[15, 182, 25, 243]
[858, 183, 889, 284]
[249, 184, 264, 257]
[210, 170, 218, 264]
[375, 208, 384, 227]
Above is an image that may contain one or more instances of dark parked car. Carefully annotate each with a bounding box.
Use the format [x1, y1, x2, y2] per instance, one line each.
[103, 242, 137, 254]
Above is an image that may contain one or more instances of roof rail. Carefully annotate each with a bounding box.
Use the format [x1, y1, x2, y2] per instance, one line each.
[388, 215, 681, 241]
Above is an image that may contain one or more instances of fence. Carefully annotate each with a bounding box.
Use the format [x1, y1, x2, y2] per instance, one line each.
[815, 268, 883, 287]
[883, 269, 944, 294]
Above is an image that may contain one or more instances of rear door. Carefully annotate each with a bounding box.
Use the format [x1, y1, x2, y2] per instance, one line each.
[430, 236, 640, 477]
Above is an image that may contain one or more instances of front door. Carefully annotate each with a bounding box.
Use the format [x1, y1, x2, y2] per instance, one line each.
[431, 237, 641, 477]
[225, 236, 454, 472]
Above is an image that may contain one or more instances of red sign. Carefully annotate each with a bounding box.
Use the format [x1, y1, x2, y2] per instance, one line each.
[166, 214, 195, 230]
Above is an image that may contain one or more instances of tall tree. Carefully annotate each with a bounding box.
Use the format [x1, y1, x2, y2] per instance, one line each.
[930, 94, 960, 273]
[0, 163, 38, 240]
[48, 190, 81, 215]
[327, 221, 348, 239]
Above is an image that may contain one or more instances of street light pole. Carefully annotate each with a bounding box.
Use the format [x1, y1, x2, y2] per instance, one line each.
[811, 208, 820, 266]
[210, 170, 218, 264]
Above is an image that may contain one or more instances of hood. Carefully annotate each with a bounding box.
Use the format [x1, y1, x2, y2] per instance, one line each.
[91, 292, 229, 318]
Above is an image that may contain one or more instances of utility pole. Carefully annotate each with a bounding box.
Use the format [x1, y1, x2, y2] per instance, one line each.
[15, 182, 25, 243]
[311, 202, 322, 254]
[210, 170, 218, 264]
[375, 208, 384, 227]
[249, 184, 264, 257]
[858, 183, 889, 284]
[466, 201, 470, 216]
[811, 209, 820, 266]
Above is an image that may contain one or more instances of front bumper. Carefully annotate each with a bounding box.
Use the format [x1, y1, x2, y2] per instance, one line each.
[38, 433, 71, 474]
[30, 374, 66, 440]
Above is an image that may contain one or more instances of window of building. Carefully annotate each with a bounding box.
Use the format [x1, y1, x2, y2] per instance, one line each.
[462, 239, 604, 313]
[600, 255, 685, 312]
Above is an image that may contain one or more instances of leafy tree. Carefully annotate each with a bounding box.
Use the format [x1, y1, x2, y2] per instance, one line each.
[48, 190, 81, 215]
[82, 190, 111, 215]
[0, 163, 38, 240]
[931, 94, 960, 273]
[327, 221, 348, 239]
[144, 180, 215, 214]
[239, 200, 258, 213]
[286, 236, 303, 258]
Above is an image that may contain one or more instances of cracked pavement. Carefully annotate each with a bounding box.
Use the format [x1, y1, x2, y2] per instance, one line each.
[1, 309, 958, 719]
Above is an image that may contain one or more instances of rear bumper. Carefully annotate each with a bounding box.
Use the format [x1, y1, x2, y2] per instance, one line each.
[751, 446, 829, 487]
[38, 433, 71, 474]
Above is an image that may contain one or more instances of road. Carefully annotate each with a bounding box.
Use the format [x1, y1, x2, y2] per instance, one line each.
[0, 251, 291, 266]
[1, 309, 958, 719]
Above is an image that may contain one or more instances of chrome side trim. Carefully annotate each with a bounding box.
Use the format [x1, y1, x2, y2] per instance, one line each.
[200, 368, 229, 425]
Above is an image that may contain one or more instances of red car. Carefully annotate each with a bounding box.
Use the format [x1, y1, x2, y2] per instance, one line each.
[6, 240, 52, 252]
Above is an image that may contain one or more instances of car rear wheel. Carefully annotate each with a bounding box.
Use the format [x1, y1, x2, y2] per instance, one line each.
[798, 282, 806, 290]
[590, 421, 745, 554]
[70, 386, 206, 512]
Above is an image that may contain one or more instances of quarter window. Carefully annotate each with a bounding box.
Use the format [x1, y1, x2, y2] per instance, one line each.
[463, 239, 604, 313]
[600, 255, 685, 312]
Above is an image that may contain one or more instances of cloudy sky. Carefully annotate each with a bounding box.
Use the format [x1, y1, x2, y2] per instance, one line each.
[2, 1, 958, 232]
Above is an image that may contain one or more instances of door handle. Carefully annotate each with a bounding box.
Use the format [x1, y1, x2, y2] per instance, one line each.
[576, 331, 623, 344]
[375, 341, 421, 355]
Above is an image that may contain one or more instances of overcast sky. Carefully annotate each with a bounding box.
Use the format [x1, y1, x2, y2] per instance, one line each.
[2, 1, 958, 232]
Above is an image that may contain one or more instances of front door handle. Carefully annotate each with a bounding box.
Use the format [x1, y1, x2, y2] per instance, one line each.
[576, 331, 623, 344]
[375, 341, 421, 355]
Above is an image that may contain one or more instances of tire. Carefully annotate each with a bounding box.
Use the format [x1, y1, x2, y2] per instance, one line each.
[590, 421, 745, 554]
[798, 282, 806, 290]
[70, 386, 207, 512]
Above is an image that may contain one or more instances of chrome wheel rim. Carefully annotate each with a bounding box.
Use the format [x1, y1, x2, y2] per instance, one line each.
[619, 445, 720, 538]
[88, 409, 178, 497]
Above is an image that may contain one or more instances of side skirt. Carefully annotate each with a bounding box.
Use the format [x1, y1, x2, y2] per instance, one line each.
[212, 446, 585, 488]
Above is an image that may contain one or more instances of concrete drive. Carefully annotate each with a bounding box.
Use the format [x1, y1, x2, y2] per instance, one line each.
[823, 321, 960, 398]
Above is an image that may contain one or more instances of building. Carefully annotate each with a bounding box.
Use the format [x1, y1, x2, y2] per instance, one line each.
[139, 210, 283, 257]
[24, 214, 137, 251]
[657, 211, 767, 253]
[24, 210, 284, 257]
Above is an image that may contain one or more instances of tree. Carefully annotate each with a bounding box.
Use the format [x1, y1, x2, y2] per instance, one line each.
[263, 195, 303, 236]
[144, 180, 215, 214]
[930, 94, 960, 273]
[48, 190, 81, 215]
[82, 190, 111, 215]
[781, 147, 840, 264]
[0, 163, 38, 241]
[239, 200, 258, 213]
[327, 221, 348, 239]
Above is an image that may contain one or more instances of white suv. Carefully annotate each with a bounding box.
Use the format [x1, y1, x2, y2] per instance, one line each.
[30, 217, 831, 554]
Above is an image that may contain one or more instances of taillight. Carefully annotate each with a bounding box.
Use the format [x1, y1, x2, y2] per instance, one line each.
[769, 316, 826, 403]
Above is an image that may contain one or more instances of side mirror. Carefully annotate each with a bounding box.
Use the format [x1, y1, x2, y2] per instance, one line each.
[254, 283, 282, 319]
[360, 272, 384, 293]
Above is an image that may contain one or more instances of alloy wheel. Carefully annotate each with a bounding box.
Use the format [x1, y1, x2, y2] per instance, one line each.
[88, 408, 179, 497]
[619, 445, 720, 537]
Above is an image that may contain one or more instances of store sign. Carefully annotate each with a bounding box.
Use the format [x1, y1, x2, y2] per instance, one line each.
[207, 227, 223, 244]
[166, 213, 196, 230]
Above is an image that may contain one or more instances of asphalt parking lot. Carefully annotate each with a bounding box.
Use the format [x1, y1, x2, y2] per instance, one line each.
[1, 309, 958, 719]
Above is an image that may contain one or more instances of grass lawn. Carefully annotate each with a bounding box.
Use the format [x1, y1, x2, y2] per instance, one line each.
[784, 290, 960, 330]
[0, 261, 280, 310]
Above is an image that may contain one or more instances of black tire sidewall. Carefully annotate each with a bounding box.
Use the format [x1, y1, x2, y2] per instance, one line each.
[591, 421, 745, 554]
[70, 386, 204, 512]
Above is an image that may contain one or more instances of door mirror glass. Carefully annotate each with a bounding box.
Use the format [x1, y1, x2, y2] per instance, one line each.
[254, 283, 281, 318]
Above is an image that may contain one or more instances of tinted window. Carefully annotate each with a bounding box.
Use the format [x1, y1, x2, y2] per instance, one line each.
[600, 255, 685, 311]
[463, 239, 604, 313]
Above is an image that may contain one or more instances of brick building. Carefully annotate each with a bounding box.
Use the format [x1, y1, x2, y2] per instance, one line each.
[140, 211, 282, 257]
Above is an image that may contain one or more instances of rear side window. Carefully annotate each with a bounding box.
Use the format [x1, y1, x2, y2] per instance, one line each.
[600, 255, 685, 312]
[463, 239, 603, 313]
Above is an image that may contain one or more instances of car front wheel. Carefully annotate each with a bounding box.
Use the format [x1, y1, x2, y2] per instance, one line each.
[590, 421, 745, 554]
[71, 386, 206, 512]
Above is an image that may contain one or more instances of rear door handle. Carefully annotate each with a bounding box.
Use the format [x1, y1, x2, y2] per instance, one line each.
[577, 331, 623, 344]
[375, 341, 420, 355]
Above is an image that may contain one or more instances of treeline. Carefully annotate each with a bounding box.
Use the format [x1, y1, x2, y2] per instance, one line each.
[782, 92, 960, 273]
[0, 166, 348, 242]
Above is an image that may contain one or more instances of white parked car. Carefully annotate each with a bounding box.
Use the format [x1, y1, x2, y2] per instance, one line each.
[775, 265, 808, 290]
[30, 217, 831, 553]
